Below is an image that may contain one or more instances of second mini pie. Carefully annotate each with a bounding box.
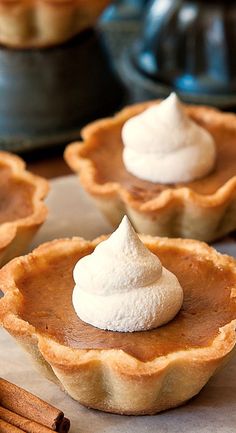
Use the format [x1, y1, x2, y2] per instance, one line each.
[0, 217, 235, 415]
[65, 94, 236, 241]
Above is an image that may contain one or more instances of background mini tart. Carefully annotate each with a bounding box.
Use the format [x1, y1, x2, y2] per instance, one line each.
[0, 0, 111, 48]
[0, 151, 48, 266]
[65, 101, 236, 242]
[0, 235, 235, 415]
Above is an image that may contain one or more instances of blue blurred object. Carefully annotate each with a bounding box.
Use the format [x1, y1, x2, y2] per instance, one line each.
[99, 0, 149, 63]
[102, 0, 148, 21]
[121, 0, 236, 107]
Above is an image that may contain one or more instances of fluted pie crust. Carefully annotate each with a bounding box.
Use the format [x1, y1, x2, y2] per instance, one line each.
[65, 102, 236, 242]
[0, 235, 236, 415]
[0, 0, 111, 48]
[0, 151, 48, 266]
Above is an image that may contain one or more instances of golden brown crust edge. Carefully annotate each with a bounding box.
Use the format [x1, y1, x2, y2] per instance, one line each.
[64, 102, 236, 242]
[0, 0, 111, 48]
[0, 236, 236, 415]
[0, 151, 49, 266]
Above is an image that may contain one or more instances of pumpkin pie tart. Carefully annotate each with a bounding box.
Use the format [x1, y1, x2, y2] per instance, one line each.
[0, 0, 111, 48]
[0, 233, 235, 414]
[0, 151, 48, 266]
[65, 100, 236, 242]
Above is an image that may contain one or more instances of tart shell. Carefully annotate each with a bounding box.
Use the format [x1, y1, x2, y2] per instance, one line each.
[65, 102, 236, 242]
[0, 0, 111, 48]
[0, 151, 48, 266]
[0, 236, 236, 415]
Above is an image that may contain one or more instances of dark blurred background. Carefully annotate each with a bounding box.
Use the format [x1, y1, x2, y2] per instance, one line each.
[1, 0, 236, 162]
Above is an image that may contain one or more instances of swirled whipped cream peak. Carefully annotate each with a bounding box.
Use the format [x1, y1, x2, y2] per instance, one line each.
[72, 216, 183, 332]
[122, 92, 216, 184]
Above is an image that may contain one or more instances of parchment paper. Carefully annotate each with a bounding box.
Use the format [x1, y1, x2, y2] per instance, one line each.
[1, 176, 236, 433]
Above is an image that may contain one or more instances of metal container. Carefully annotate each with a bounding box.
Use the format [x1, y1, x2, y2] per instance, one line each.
[122, 0, 236, 107]
[0, 30, 125, 153]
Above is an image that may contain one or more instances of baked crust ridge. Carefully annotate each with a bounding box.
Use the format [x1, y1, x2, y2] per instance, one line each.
[0, 151, 49, 266]
[0, 0, 111, 48]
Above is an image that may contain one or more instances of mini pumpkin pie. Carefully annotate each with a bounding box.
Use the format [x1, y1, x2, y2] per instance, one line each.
[65, 93, 236, 242]
[0, 0, 111, 48]
[0, 151, 48, 267]
[0, 217, 235, 415]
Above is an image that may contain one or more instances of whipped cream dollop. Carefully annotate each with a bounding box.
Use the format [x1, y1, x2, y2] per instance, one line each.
[122, 93, 216, 184]
[72, 216, 183, 332]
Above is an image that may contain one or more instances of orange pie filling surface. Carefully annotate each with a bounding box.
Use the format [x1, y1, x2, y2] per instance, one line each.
[0, 163, 34, 224]
[18, 243, 236, 362]
[84, 110, 236, 203]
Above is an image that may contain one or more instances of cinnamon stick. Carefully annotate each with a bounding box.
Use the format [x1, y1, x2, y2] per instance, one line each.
[0, 406, 55, 433]
[0, 418, 25, 433]
[0, 378, 66, 431]
[58, 418, 70, 433]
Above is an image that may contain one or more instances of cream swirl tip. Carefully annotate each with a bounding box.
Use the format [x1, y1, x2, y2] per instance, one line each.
[72, 216, 183, 332]
[122, 93, 216, 183]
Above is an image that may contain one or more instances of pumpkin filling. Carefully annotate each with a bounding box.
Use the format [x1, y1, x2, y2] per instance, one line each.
[18, 240, 236, 362]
